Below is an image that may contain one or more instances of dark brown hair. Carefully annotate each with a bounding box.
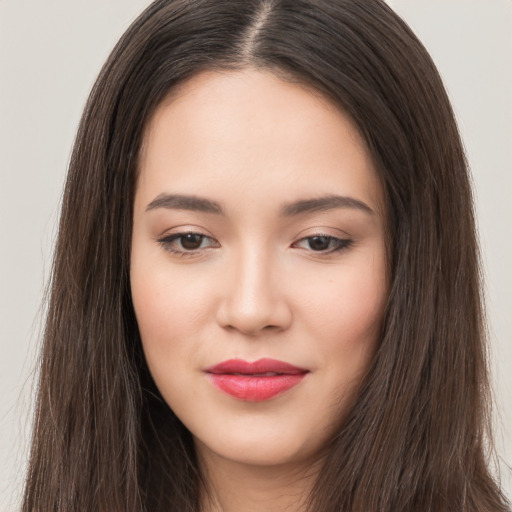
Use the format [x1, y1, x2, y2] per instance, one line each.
[23, 0, 509, 510]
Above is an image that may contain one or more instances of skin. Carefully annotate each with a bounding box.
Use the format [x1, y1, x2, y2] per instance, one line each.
[131, 69, 388, 511]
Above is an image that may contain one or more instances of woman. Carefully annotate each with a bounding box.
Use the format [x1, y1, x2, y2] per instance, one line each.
[22, 0, 510, 510]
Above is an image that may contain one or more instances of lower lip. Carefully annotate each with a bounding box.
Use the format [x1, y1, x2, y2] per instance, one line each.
[208, 373, 307, 402]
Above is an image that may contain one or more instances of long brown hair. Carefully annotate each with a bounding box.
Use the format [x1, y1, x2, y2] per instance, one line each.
[23, 0, 509, 510]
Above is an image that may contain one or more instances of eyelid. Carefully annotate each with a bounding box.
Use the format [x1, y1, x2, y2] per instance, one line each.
[155, 223, 215, 238]
[292, 225, 352, 239]
[291, 230, 354, 255]
[155, 226, 353, 257]
[156, 228, 220, 256]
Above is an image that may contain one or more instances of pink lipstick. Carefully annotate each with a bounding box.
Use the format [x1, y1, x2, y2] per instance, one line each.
[205, 358, 308, 401]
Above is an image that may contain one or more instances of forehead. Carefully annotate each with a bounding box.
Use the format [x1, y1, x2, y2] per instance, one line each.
[137, 68, 383, 216]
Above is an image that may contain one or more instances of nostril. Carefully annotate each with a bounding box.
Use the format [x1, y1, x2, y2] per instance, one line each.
[215, 273, 293, 335]
[222, 323, 282, 336]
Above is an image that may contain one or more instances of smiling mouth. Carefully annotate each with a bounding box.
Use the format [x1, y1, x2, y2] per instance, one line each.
[205, 358, 309, 401]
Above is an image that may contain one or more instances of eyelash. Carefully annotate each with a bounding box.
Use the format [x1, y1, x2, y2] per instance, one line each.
[292, 234, 353, 254]
[157, 232, 353, 257]
[157, 232, 219, 256]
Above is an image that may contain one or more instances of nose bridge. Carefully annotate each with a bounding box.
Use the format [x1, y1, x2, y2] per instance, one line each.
[235, 245, 273, 308]
[218, 242, 291, 335]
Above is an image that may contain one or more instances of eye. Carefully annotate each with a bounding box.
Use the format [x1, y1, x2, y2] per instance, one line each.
[293, 235, 352, 254]
[158, 232, 219, 255]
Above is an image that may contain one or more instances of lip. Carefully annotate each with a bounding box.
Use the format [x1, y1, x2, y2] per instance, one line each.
[205, 358, 309, 402]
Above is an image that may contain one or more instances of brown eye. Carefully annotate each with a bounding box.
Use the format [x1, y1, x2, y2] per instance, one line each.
[158, 232, 219, 255]
[293, 235, 353, 254]
[180, 233, 205, 250]
[307, 236, 331, 251]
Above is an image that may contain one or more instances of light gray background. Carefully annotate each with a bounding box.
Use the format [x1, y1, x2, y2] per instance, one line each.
[1, 1, 510, 510]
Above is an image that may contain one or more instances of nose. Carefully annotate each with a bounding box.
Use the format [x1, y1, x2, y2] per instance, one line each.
[216, 248, 292, 336]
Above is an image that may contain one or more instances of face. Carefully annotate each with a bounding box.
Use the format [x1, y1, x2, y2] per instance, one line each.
[131, 69, 388, 470]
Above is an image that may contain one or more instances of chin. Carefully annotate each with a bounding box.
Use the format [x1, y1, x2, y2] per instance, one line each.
[194, 424, 328, 470]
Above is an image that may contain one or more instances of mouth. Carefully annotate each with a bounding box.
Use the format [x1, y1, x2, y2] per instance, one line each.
[204, 358, 309, 402]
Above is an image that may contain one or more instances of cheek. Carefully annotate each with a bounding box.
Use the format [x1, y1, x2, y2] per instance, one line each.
[130, 236, 214, 339]
[130, 250, 228, 407]
[301, 257, 386, 343]
[295, 253, 387, 396]
[131, 273, 179, 347]
[130, 268, 202, 416]
[130, 253, 199, 365]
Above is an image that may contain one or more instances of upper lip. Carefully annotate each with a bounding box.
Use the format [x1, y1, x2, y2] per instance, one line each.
[205, 358, 308, 375]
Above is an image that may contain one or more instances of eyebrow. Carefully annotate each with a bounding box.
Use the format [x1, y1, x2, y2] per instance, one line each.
[145, 193, 374, 217]
[145, 193, 224, 214]
[280, 195, 374, 216]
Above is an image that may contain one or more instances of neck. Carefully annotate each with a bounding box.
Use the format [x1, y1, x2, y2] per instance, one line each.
[197, 444, 322, 512]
